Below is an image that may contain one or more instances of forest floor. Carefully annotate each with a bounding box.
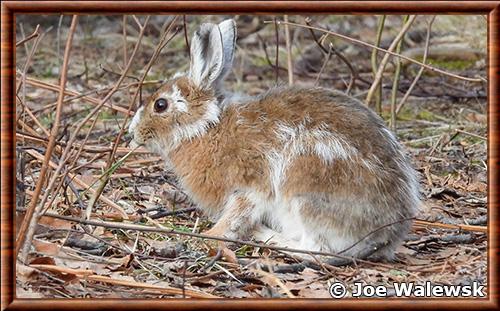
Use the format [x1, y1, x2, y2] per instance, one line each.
[15, 15, 487, 298]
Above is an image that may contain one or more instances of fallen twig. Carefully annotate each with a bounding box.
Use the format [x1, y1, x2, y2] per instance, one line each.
[15, 131, 151, 155]
[414, 219, 487, 233]
[23, 149, 129, 219]
[28, 264, 218, 298]
[39, 211, 394, 269]
[455, 129, 487, 141]
[20, 76, 133, 115]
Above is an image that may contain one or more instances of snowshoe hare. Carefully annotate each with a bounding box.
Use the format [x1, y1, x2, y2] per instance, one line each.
[129, 19, 420, 262]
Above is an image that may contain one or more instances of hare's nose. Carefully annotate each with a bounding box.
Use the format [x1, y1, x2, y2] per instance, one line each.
[123, 132, 133, 143]
[128, 106, 144, 134]
[128, 139, 140, 149]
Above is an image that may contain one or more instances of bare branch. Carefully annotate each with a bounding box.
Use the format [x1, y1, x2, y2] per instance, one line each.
[396, 16, 436, 115]
[390, 15, 410, 130]
[16, 15, 79, 262]
[366, 15, 417, 105]
[40, 211, 396, 269]
[283, 15, 294, 85]
[15, 24, 40, 47]
[273, 17, 280, 84]
[265, 20, 486, 83]
[371, 15, 386, 113]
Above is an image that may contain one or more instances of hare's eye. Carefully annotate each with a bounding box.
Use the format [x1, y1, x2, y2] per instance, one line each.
[154, 98, 169, 113]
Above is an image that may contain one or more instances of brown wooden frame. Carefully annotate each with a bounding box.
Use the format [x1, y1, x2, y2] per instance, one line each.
[1, 1, 498, 309]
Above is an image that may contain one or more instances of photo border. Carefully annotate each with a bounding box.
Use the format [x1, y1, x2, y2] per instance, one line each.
[1, 1, 498, 309]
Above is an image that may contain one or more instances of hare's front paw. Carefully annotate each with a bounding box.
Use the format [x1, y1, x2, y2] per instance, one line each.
[203, 226, 238, 263]
[253, 225, 300, 249]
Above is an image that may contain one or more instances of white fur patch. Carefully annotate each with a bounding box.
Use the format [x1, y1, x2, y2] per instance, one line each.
[160, 85, 188, 113]
[267, 122, 357, 196]
[220, 91, 252, 109]
[172, 71, 186, 79]
[265, 151, 288, 197]
[240, 190, 361, 255]
[128, 106, 144, 135]
[275, 122, 355, 163]
[171, 100, 221, 146]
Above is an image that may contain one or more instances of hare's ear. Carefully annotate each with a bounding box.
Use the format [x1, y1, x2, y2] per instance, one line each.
[189, 19, 236, 90]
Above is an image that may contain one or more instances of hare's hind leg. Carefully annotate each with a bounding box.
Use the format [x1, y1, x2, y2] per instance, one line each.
[204, 193, 259, 240]
[256, 197, 325, 257]
[203, 193, 263, 263]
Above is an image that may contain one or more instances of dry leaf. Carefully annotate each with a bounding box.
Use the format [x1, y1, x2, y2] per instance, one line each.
[297, 286, 331, 298]
[32, 239, 60, 256]
[38, 216, 73, 230]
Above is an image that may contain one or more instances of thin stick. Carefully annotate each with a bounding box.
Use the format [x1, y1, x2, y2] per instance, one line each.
[338, 217, 416, 255]
[304, 18, 358, 91]
[21, 76, 133, 115]
[122, 15, 128, 67]
[18, 23, 29, 56]
[17, 102, 50, 137]
[131, 15, 143, 30]
[28, 264, 218, 298]
[455, 129, 487, 141]
[371, 15, 385, 113]
[273, 17, 279, 84]
[396, 16, 436, 115]
[366, 15, 417, 105]
[16, 120, 39, 137]
[183, 15, 190, 57]
[15, 131, 149, 154]
[315, 44, 333, 85]
[57, 15, 64, 67]
[264, 20, 486, 83]
[40, 212, 394, 269]
[15, 24, 40, 47]
[16, 16, 79, 262]
[23, 149, 129, 219]
[48, 117, 101, 216]
[16, 26, 43, 97]
[414, 219, 487, 233]
[283, 15, 293, 86]
[22, 76, 161, 115]
[390, 15, 409, 131]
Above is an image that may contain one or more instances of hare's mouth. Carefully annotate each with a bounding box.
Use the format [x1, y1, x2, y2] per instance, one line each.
[128, 140, 143, 149]
[126, 132, 145, 149]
